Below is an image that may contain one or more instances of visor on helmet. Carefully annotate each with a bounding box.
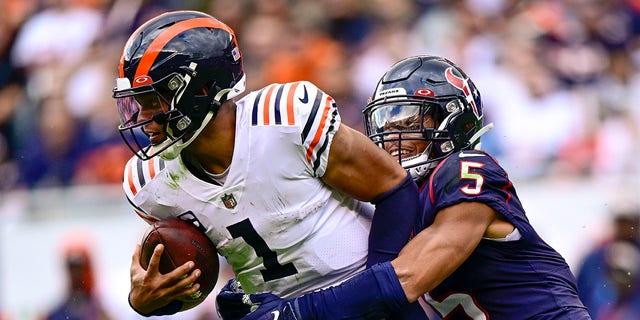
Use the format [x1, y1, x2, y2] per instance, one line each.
[114, 72, 186, 125]
[113, 72, 189, 159]
[368, 103, 425, 134]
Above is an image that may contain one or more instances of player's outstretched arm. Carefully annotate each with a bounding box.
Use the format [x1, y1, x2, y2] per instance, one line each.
[229, 202, 498, 320]
[391, 201, 498, 301]
[235, 262, 409, 320]
[129, 244, 203, 316]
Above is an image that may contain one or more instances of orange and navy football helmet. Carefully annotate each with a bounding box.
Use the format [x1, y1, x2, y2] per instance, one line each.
[113, 11, 245, 160]
[363, 55, 492, 181]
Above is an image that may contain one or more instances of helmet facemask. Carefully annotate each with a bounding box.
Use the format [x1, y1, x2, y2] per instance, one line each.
[365, 95, 481, 181]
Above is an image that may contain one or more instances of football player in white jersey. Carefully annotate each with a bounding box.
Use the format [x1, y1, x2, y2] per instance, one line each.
[112, 11, 423, 317]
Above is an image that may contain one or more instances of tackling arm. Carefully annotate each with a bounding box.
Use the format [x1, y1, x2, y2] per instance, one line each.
[322, 125, 420, 265]
[238, 202, 498, 320]
[392, 201, 496, 301]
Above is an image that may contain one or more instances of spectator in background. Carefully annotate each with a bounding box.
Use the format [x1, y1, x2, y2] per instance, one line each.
[1, 0, 640, 190]
[594, 241, 640, 320]
[576, 205, 640, 319]
[14, 94, 89, 188]
[43, 232, 112, 320]
[10, 0, 104, 72]
[0, 0, 34, 191]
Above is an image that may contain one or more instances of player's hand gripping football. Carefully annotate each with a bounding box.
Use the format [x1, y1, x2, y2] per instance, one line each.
[129, 243, 202, 315]
[216, 278, 300, 320]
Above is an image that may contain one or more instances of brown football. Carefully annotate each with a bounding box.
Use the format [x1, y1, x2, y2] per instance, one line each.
[139, 218, 219, 300]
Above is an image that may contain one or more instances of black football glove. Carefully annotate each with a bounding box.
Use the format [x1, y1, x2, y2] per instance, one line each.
[216, 278, 255, 320]
[216, 278, 300, 320]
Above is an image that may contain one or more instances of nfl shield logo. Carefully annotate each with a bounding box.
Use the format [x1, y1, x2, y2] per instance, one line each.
[221, 193, 237, 209]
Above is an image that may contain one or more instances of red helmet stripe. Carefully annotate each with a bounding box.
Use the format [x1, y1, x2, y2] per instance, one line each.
[118, 15, 160, 78]
[132, 17, 236, 79]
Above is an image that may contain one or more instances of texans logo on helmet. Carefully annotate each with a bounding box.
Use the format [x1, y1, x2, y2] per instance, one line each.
[444, 67, 480, 117]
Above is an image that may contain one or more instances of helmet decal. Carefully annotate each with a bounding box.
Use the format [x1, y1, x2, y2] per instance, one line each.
[444, 67, 480, 118]
[133, 75, 153, 87]
[414, 88, 434, 97]
[231, 46, 241, 61]
[375, 87, 408, 99]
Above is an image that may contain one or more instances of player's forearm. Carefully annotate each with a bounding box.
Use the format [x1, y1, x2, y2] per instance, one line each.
[293, 262, 409, 319]
[390, 204, 490, 301]
[367, 172, 420, 266]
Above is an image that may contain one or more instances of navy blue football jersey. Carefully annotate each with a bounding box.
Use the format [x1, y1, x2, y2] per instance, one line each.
[418, 149, 590, 319]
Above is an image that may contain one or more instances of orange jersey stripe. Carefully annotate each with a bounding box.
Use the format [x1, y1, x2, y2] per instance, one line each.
[286, 82, 301, 125]
[133, 17, 235, 79]
[126, 158, 138, 196]
[148, 157, 156, 179]
[262, 85, 277, 125]
[305, 96, 332, 163]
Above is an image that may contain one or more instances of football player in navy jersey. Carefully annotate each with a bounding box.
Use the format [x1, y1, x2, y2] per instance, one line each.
[111, 11, 425, 317]
[218, 56, 592, 319]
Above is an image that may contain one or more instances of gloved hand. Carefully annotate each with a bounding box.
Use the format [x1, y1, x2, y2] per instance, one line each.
[238, 292, 300, 320]
[216, 278, 300, 320]
[216, 278, 255, 320]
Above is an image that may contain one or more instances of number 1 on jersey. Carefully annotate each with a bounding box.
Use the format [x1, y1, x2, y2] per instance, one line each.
[227, 218, 298, 281]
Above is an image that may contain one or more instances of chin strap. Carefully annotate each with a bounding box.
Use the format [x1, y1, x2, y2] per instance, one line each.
[215, 73, 247, 102]
[470, 122, 494, 150]
[158, 110, 216, 161]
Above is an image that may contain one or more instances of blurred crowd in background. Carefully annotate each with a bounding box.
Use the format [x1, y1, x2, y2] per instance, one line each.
[1, 0, 640, 190]
[1, 0, 640, 319]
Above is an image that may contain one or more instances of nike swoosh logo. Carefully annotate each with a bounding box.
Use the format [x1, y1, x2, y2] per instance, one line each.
[459, 152, 485, 158]
[299, 85, 309, 103]
[271, 310, 280, 320]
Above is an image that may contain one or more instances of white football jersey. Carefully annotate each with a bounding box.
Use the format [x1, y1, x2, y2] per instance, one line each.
[123, 81, 373, 298]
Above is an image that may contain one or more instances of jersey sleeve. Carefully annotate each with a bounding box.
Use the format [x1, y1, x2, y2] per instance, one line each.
[250, 81, 341, 177]
[426, 150, 524, 225]
[122, 155, 165, 223]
